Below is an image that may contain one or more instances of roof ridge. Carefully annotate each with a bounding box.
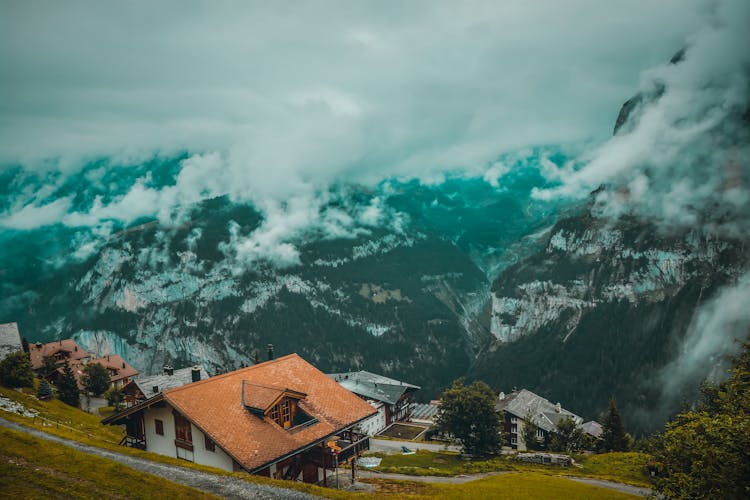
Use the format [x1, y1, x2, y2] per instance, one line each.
[163, 353, 300, 395]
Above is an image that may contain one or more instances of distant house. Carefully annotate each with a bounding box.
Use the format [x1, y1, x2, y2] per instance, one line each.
[103, 354, 375, 483]
[327, 370, 420, 436]
[0, 322, 23, 361]
[495, 389, 600, 450]
[122, 365, 210, 406]
[29, 339, 90, 374]
[85, 354, 139, 389]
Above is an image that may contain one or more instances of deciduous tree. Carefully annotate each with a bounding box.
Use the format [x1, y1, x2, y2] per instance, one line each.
[82, 362, 110, 397]
[655, 341, 750, 499]
[436, 380, 502, 456]
[0, 351, 34, 388]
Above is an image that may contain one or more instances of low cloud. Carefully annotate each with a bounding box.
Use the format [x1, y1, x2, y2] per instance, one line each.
[535, 0, 750, 236]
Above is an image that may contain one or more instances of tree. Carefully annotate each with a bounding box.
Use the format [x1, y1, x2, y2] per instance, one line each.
[57, 363, 80, 407]
[104, 386, 124, 411]
[549, 416, 588, 453]
[82, 362, 110, 397]
[600, 397, 630, 452]
[436, 380, 502, 456]
[41, 356, 58, 377]
[21, 337, 29, 353]
[521, 410, 544, 451]
[0, 351, 34, 388]
[654, 341, 750, 499]
[37, 379, 54, 400]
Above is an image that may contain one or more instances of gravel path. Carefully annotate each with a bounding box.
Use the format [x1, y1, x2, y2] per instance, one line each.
[565, 476, 656, 498]
[358, 469, 508, 483]
[0, 416, 316, 500]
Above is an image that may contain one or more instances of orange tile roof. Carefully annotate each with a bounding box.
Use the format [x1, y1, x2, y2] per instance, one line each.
[163, 353, 376, 471]
[29, 339, 90, 370]
[88, 355, 139, 381]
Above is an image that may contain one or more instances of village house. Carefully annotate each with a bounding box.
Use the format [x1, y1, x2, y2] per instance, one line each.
[122, 365, 210, 407]
[0, 322, 23, 361]
[83, 354, 139, 389]
[495, 389, 601, 450]
[103, 353, 375, 484]
[327, 370, 420, 436]
[28, 339, 90, 374]
[29, 339, 138, 391]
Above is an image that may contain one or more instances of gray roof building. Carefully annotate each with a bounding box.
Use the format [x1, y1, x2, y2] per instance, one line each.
[129, 366, 210, 399]
[0, 323, 23, 361]
[496, 389, 583, 433]
[327, 370, 419, 405]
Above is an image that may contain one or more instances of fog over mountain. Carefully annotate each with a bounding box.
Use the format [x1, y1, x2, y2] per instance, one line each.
[1, 0, 748, 430]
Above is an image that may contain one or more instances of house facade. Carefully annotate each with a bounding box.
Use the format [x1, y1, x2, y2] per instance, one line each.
[496, 389, 600, 450]
[122, 365, 209, 407]
[103, 354, 375, 484]
[327, 370, 420, 435]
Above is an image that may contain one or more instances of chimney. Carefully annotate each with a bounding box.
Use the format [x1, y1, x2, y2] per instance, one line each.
[122, 362, 126, 369]
[191, 366, 201, 383]
[74, 346, 78, 351]
[35, 342, 42, 348]
[498, 391, 505, 400]
[267, 344, 274, 361]
[555, 402, 561, 413]
[164, 365, 174, 376]
[152, 385, 159, 393]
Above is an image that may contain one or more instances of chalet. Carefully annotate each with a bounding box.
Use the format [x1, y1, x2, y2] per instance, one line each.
[496, 389, 600, 450]
[103, 354, 375, 484]
[0, 322, 23, 361]
[85, 354, 139, 389]
[327, 370, 420, 436]
[29, 339, 90, 374]
[122, 365, 209, 407]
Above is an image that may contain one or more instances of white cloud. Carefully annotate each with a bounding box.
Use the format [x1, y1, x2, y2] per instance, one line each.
[0, 197, 72, 229]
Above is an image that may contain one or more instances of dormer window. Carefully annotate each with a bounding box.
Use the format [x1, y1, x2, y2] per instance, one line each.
[242, 381, 317, 430]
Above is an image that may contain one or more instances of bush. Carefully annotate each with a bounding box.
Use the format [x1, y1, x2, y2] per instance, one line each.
[0, 351, 34, 388]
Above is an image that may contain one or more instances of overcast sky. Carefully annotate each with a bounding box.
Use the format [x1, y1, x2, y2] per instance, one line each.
[1, 0, 707, 180]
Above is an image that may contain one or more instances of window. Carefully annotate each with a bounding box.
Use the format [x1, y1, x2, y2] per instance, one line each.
[281, 400, 290, 427]
[537, 429, 545, 439]
[204, 434, 215, 452]
[510, 416, 517, 423]
[155, 419, 164, 436]
[271, 405, 280, 424]
[510, 437, 517, 445]
[174, 413, 193, 451]
[510, 425, 517, 433]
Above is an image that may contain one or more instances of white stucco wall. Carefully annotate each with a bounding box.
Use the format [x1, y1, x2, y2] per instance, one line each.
[142, 403, 234, 471]
[356, 401, 386, 436]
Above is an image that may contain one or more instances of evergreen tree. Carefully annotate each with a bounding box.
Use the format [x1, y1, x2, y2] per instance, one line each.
[37, 379, 54, 400]
[655, 341, 750, 499]
[436, 380, 502, 456]
[0, 351, 34, 387]
[600, 397, 630, 452]
[82, 362, 110, 396]
[41, 356, 58, 377]
[21, 337, 29, 353]
[57, 363, 80, 407]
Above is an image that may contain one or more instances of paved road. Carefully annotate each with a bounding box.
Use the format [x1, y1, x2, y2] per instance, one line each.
[369, 438, 461, 453]
[0, 416, 315, 500]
